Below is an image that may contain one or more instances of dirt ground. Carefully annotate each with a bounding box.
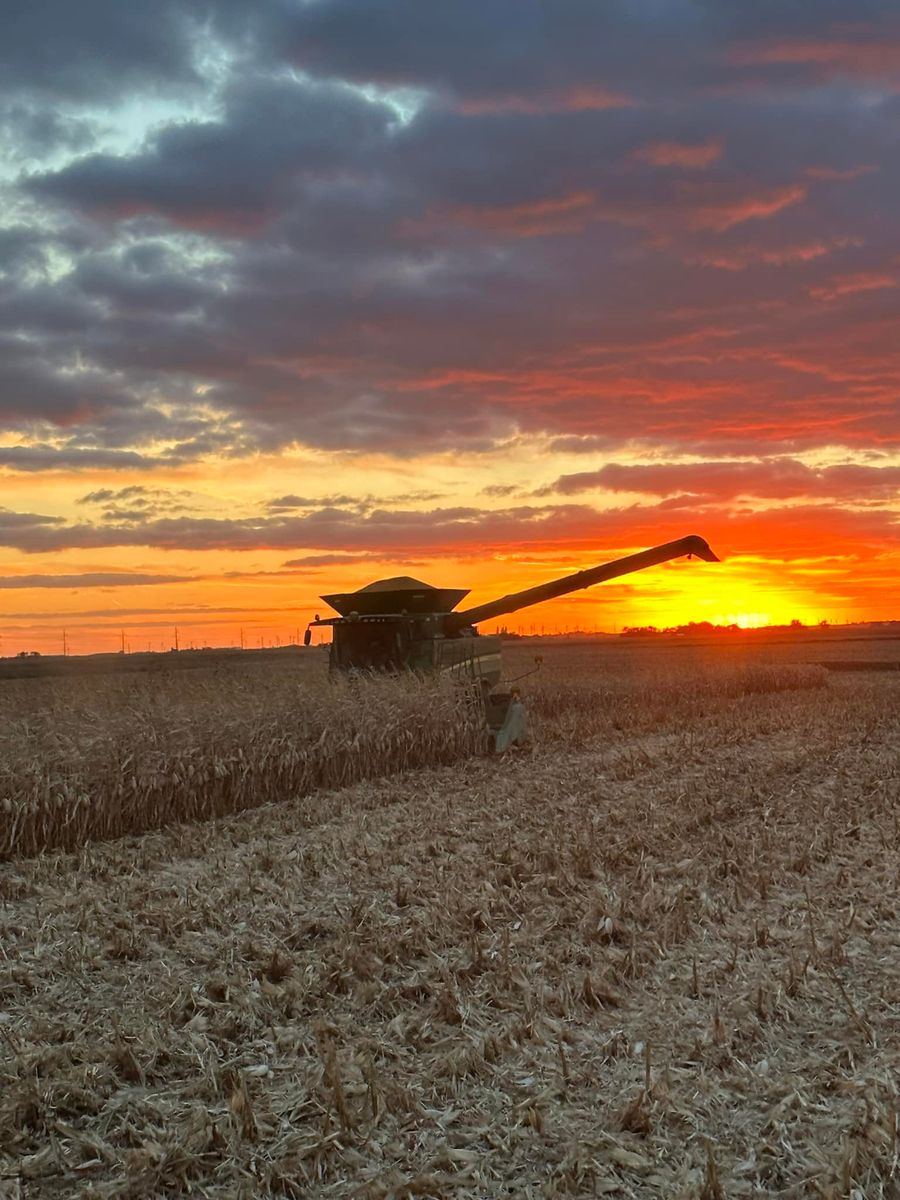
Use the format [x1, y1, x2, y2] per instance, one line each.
[1, 650, 899, 1198]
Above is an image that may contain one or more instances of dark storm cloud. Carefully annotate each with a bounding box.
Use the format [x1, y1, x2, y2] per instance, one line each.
[3, 1, 900, 463]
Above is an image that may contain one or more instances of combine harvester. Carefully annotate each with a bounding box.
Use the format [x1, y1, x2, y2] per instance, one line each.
[306, 534, 720, 750]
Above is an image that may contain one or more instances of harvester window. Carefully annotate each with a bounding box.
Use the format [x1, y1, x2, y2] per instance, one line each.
[335, 624, 403, 672]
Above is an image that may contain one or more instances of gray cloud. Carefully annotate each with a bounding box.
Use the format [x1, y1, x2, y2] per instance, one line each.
[0, 506, 65, 530]
[0, 445, 167, 471]
[0, 500, 609, 554]
[2, 1, 900, 467]
[541, 459, 900, 500]
[3, 605, 296, 622]
[0, 572, 190, 589]
[282, 552, 423, 567]
[266, 493, 361, 511]
[277, 1, 900, 107]
[75, 485, 194, 521]
[0, 1, 261, 103]
[77, 485, 154, 504]
[0, 491, 895, 562]
[28, 75, 394, 232]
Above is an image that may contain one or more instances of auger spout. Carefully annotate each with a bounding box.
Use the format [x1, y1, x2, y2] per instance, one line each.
[445, 534, 719, 632]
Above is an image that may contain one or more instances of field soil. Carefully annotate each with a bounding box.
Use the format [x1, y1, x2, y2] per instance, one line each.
[1, 644, 899, 1198]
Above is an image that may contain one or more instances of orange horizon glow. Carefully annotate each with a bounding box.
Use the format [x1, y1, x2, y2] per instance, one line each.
[2, 434, 899, 657]
[0, 503, 888, 656]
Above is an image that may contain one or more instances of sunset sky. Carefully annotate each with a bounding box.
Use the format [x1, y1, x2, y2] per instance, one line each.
[2, 1, 900, 654]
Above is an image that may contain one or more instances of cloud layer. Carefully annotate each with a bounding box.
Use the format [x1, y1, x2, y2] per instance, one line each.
[3, 0, 899, 470]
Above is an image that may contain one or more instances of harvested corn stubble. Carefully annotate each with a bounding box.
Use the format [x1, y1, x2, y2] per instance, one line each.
[1, 642, 899, 1197]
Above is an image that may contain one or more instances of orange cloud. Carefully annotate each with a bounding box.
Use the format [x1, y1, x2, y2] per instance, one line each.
[691, 240, 835, 270]
[804, 164, 877, 181]
[687, 182, 807, 231]
[103, 202, 270, 236]
[809, 272, 897, 301]
[458, 86, 632, 115]
[442, 191, 597, 238]
[732, 34, 900, 82]
[632, 139, 723, 169]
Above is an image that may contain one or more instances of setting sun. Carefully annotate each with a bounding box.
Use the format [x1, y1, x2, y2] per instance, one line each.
[719, 612, 771, 629]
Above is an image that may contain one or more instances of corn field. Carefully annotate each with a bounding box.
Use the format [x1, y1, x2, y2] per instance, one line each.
[1, 653, 827, 859]
[0, 667, 487, 858]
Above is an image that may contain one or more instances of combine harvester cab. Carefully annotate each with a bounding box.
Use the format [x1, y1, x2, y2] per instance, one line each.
[306, 534, 719, 750]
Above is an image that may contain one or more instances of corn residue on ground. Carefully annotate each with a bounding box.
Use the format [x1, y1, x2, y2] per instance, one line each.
[1, 644, 899, 1197]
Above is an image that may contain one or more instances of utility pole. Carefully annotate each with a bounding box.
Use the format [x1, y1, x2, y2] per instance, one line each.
[240, 627, 244, 650]
[174, 627, 179, 652]
[120, 629, 126, 654]
[62, 628, 68, 657]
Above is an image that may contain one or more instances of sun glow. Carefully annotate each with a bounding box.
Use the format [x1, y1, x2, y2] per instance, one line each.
[719, 611, 771, 629]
